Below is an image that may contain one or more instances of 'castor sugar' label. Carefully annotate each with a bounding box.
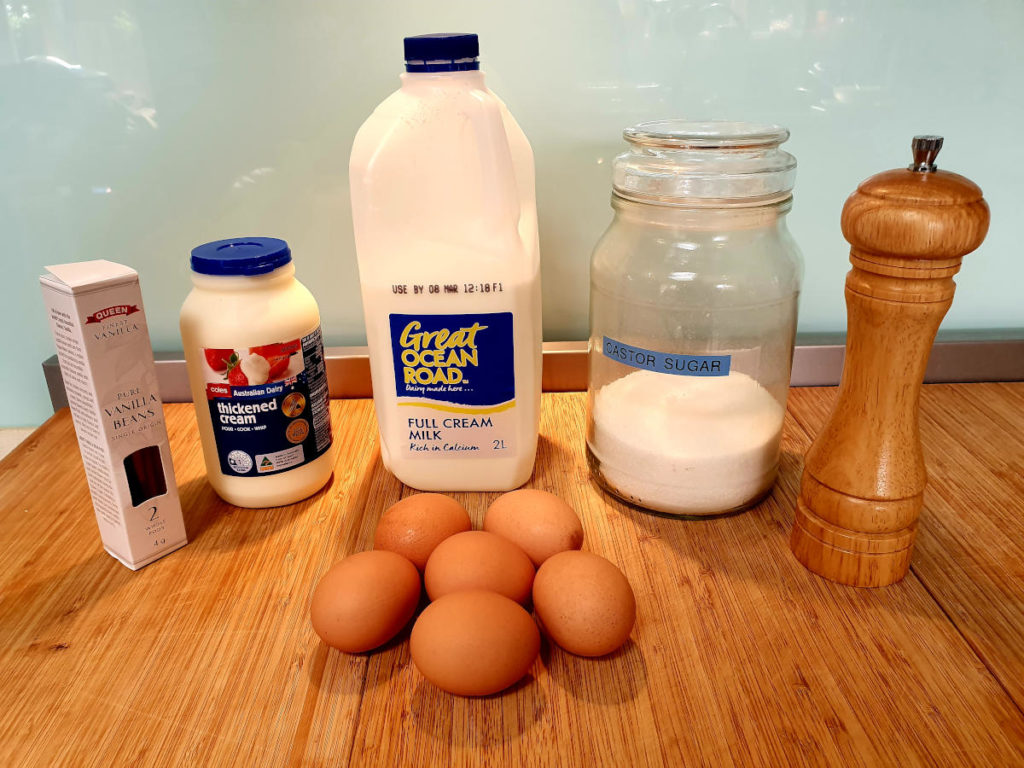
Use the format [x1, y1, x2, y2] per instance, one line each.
[603, 336, 731, 377]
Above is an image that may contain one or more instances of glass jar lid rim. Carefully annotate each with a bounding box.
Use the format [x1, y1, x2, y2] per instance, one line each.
[624, 120, 790, 149]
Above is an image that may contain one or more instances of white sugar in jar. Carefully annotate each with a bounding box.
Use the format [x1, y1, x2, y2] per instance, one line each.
[587, 121, 803, 516]
[591, 371, 784, 515]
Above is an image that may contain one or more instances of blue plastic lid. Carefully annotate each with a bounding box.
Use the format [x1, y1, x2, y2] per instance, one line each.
[404, 33, 479, 73]
[190, 237, 292, 276]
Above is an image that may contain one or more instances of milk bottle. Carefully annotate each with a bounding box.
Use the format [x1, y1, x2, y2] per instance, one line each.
[350, 33, 542, 491]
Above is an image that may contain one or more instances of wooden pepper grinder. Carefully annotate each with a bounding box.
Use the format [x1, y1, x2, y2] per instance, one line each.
[790, 136, 989, 587]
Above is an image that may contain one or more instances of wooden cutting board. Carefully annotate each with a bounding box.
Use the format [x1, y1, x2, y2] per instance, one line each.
[1, 386, 1023, 767]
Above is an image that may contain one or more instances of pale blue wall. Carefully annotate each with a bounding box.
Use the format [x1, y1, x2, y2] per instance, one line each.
[2, 1, 1022, 427]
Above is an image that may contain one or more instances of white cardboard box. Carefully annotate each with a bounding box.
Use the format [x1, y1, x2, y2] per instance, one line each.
[40, 260, 187, 569]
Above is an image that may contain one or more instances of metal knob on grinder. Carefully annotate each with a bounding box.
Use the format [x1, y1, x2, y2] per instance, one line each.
[909, 135, 943, 172]
[790, 136, 990, 587]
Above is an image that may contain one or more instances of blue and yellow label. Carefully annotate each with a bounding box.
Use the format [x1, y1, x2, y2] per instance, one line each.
[389, 312, 516, 458]
[390, 313, 515, 406]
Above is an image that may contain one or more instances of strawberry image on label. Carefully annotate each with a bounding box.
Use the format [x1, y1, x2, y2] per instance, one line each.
[249, 341, 301, 382]
[265, 354, 291, 380]
[224, 352, 272, 386]
[204, 348, 234, 372]
[226, 356, 248, 386]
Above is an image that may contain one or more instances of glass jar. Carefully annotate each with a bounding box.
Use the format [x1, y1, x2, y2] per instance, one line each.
[587, 121, 803, 516]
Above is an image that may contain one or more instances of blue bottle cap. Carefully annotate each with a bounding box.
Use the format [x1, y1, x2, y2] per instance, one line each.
[190, 237, 292, 276]
[404, 33, 479, 73]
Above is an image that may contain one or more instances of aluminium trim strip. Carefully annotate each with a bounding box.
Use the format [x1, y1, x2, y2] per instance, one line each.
[41, 335, 1024, 412]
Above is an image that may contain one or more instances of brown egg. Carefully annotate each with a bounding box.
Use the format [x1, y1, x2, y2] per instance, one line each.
[410, 590, 540, 696]
[532, 550, 636, 657]
[484, 488, 584, 566]
[374, 493, 472, 571]
[424, 531, 535, 604]
[310, 550, 421, 653]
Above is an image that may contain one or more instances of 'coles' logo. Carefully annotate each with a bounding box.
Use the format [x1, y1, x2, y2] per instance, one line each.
[85, 304, 140, 324]
[206, 383, 230, 399]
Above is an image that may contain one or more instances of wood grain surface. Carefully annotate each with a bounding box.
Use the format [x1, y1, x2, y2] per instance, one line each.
[1, 387, 1023, 767]
[789, 383, 1024, 712]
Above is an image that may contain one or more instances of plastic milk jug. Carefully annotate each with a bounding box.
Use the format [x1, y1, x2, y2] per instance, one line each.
[350, 33, 542, 491]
